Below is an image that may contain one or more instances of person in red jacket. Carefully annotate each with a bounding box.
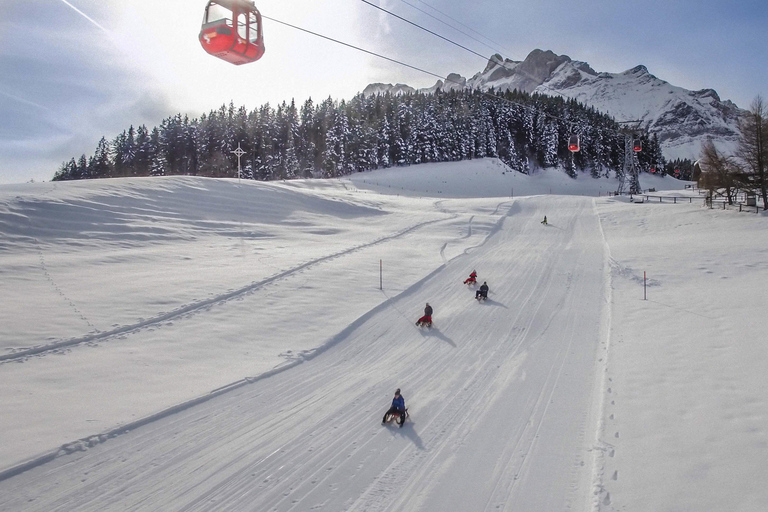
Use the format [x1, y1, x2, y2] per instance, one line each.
[416, 303, 433, 327]
[463, 270, 477, 285]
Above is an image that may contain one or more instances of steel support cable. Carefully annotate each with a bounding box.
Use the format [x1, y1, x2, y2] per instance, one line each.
[262, 15, 577, 127]
[262, 15, 445, 81]
[359, 0, 490, 63]
[265, 15, 650, 182]
[360, 0, 568, 100]
[395, 0, 506, 56]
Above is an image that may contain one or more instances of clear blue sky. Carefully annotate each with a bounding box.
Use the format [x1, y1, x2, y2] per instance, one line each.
[1, 0, 765, 183]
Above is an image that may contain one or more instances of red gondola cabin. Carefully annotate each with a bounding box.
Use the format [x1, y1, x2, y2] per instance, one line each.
[568, 134, 580, 152]
[633, 139, 642, 152]
[200, 0, 264, 65]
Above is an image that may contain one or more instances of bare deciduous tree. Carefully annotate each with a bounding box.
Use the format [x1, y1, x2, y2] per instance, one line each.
[699, 139, 739, 204]
[738, 96, 768, 209]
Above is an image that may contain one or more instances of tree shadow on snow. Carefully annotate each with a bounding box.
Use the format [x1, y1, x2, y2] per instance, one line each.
[421, 327, 456, 347]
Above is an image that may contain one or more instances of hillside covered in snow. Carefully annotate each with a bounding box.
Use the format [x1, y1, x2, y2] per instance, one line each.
[1, 159, 766, 511]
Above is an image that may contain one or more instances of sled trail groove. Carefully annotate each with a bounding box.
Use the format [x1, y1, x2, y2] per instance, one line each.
[1, 215, 454, 363]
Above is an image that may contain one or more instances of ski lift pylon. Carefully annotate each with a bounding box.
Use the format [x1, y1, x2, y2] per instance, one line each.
[199, 0, 265, 65]
[568, 134, 580, 152]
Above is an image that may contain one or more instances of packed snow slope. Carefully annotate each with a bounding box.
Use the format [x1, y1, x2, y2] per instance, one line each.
[1, 159, 766, 511]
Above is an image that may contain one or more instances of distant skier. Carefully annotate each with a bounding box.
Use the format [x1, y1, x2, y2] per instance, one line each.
[476, 281, 489, 300]
[382, 388, 407, 427]
[463, 270, 477, 285]
[541, 215, 548, 225]
[416, 303, 433, 327]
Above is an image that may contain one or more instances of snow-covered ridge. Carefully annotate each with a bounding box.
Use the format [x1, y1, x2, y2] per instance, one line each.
[361, 82, 417, 96]
[363, 49, 743, 161]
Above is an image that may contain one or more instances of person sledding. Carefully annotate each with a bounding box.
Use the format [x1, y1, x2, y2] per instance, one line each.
[416, 302, 433, 327]
[463, 270, 478, 285]
[382, 388, 407, 427]
[476, 281, 489, 300]
[541, 215, 548, 225]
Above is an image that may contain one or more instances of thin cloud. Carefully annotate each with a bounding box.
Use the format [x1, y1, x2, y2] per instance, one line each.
[56, 0, 110, 34]
[0, 88, 53, 113]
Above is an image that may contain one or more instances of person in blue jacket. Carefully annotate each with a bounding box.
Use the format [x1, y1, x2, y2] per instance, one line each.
[382, 388, 406, 426]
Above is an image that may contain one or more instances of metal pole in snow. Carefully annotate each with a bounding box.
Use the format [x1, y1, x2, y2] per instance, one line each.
[232, 143, 245, 185]
[644, 271, 647, 300]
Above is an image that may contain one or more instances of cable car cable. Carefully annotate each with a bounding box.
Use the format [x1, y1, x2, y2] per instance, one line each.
[381, 4, 652, 144]
[240, 14, 651, 180]
[357, 2, 595, 153]
[406, 0, 516, 56]
[394, 0, 508, 58]
[262, 14, 576, 127]
[262, 12, 648, 143]
[399, 0, 564, 99]
[359, 0, 568, 100]
[359, 0, 489, 63]
[262, 15, 446, 81]
[267, 9, 650, 165]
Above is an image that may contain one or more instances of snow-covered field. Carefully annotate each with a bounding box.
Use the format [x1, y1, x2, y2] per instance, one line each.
[0, 159, 765, 511]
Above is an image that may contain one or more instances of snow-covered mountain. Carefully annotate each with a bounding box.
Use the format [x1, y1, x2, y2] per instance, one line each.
[364, 49, 744, 160]
[361, 82, 417, 96]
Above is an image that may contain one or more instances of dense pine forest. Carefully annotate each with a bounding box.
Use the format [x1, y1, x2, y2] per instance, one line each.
[53, 89, 669, 185]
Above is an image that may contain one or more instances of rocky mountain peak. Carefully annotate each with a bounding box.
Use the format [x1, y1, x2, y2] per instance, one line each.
[626, 64, 650, 76]
[519, 49, 572, 83]
[362, 49, 743, 160]
[483, 54, 505, 74]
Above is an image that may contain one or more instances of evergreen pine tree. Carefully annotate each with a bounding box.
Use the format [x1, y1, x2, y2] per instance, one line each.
[90, 137, 111, 178]
[148, 128, 164, 176]
[112, 130, 129, 177]
[77, 155, 88, 179]
[133, 125, 151, 176]
[53, 158, 78, 181]
[542, 122, 559, 168]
